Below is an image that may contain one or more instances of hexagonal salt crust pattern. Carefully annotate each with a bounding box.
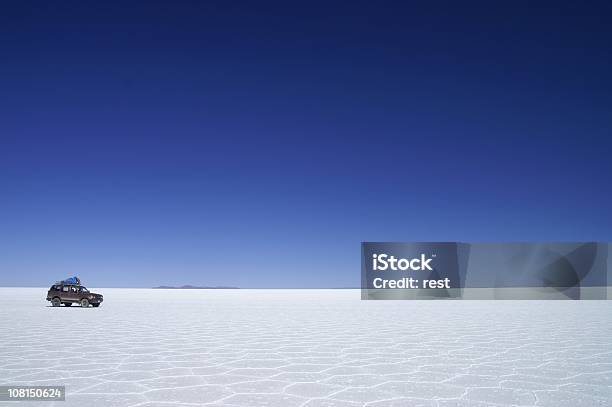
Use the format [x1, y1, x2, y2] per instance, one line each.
[0, 288, 610, 406]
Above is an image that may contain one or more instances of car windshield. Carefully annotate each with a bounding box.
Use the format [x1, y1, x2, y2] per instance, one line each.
[80, 287, 89, 293]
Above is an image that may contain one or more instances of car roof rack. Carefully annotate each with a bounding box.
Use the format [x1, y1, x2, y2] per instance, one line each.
[55, 281, 81, 286]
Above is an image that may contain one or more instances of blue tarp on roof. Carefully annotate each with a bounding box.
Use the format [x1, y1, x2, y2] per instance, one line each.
[62, 276, 81, 285]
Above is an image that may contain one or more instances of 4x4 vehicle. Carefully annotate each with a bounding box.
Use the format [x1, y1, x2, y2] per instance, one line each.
[47, 284, 103, 308]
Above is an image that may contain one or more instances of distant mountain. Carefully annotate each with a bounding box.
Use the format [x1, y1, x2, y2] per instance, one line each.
[153, 285, 239, 289]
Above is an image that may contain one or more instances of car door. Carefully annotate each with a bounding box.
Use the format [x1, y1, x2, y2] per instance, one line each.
[61, 285, 78, 303]
[77, 286, 90, 302]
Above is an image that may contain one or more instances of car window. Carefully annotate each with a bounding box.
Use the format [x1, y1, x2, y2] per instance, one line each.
[70, 286, 78, 293]
[62, 286, 69, 292]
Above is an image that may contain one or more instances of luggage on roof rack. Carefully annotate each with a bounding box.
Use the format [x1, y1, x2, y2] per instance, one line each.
[60, 276, 81, 285]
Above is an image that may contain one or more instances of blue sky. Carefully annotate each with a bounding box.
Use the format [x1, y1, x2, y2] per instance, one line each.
[1, 1, 611, 287]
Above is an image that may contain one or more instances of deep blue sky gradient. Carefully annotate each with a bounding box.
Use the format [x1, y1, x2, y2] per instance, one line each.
[1, 1, 611, 287]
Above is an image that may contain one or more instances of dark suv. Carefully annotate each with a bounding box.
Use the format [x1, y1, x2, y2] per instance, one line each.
[47, 284, 103, 308]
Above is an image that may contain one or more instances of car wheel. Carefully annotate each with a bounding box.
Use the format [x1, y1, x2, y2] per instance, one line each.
[80, 299, 89, 308]
[64, 303, 72, 307]
[92, 303, 100, 307]
[51, 297, 61, 307]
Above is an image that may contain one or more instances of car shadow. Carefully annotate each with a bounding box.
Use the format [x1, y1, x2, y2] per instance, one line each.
[45, 305, 98, 309]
